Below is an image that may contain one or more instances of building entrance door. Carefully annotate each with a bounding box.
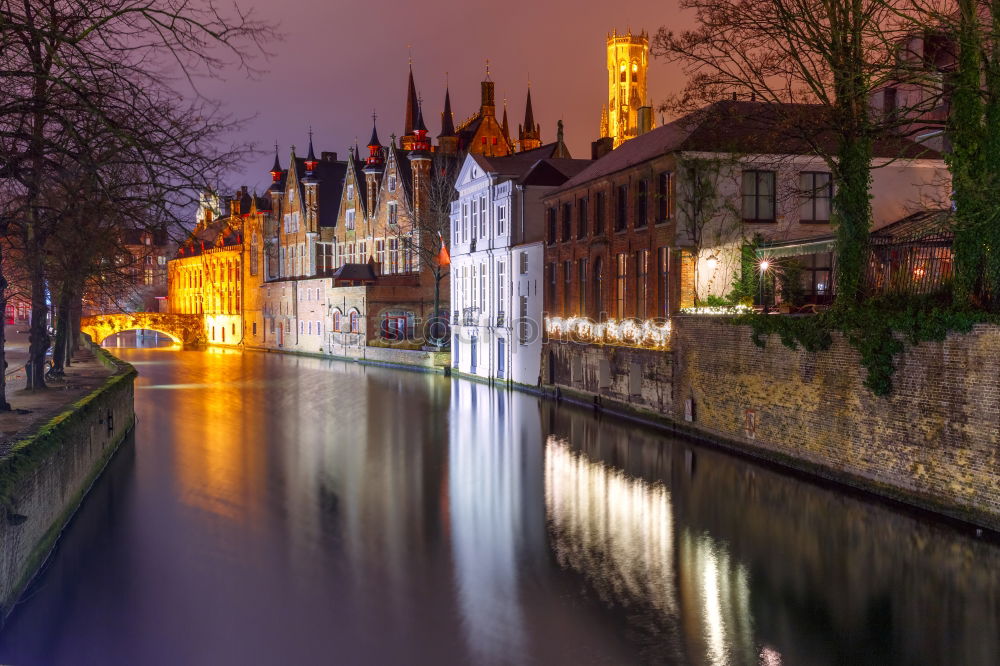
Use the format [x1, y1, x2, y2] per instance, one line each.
[470, 335, 478, 373]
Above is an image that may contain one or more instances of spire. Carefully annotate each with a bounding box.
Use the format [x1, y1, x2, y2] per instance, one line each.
[365, 112, 384, 169]
[501, 98, 510, 140]
[368, 114, 381, 150]
[404, 64, 418, 137]
[439, 84, 456, 137]
[517, 87, 542, 152]
[270, 142, 282, 183]
[304, 127, 318, 176]
[523, 88, 536, 134]
[414, 100, 428, 134]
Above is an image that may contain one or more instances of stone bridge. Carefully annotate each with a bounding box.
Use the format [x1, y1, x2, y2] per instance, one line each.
[81, 313, 205, 347]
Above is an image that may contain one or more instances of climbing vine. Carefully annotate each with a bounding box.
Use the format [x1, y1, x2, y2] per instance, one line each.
[733, 297, 1000, 396]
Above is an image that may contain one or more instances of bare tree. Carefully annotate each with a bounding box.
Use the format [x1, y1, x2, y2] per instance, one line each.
[394, 152, 459, 346]
[0, 0, 273, 391]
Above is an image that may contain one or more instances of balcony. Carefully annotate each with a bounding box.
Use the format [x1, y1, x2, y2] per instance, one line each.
[462, 306, 480, 327]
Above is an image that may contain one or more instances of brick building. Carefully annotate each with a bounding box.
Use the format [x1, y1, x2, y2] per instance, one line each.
[542, 100, 949, 325]
[167, 188, 268, 346]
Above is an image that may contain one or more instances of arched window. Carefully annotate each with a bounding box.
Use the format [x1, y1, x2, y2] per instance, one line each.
[332, 309, 342, 332]
[619, 61, 626, 83]
[349, 309, 361, 334]
[250, 234, 259, 275]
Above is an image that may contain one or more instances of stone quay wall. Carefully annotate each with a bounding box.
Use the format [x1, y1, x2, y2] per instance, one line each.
[543, 317, 1000, 530]
[0, 339, 136, 623]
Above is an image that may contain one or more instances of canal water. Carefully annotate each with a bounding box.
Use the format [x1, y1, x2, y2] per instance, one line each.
[1, 346, 998, 665]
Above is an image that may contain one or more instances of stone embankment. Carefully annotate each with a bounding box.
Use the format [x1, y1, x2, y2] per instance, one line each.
[0, 338, 135, 624]
[543, 316, 1000, 531]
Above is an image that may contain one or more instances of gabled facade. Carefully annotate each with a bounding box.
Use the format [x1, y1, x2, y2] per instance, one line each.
[168, 187, 269, 346]
[451, 142, 590, 385]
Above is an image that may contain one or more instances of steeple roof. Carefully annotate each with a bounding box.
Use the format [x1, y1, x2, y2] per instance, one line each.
[270, 143, 282, 172]
[414, 102, 428, 133]
[306, 129, 317, 162]
[368, 118, 382, 148]
[502, 101, 510, 139]
[523, 88, 536, 132]
[404, 66, 418, 137]
[439, 86, 456, 137]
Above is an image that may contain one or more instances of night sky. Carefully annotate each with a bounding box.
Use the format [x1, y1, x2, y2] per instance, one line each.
[199, 0, 691, 192]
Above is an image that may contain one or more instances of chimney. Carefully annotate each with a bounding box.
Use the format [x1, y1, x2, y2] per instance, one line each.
[321, 151, 337, 162]
[637, 106, 653, 136]
[591, 136, 614, 160]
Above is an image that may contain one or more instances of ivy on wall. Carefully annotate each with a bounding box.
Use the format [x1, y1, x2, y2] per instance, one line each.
[733, 297, 1000, 396]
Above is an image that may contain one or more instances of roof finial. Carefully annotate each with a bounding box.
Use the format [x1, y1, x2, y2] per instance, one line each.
[408, 44, 412, 67]
[485, 58, 491, 81]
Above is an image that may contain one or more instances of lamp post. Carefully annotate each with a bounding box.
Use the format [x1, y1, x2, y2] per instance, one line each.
[759, 260, 770, 313]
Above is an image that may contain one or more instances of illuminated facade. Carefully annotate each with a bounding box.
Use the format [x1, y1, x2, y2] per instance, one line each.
[167, 188, 268, 346]
[601, 29, 651, 148]
[450, 142, 587, 385]
[545, 100, 950, 339]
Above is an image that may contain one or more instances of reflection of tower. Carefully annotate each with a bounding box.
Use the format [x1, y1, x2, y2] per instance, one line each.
[603, 28, 649, 147]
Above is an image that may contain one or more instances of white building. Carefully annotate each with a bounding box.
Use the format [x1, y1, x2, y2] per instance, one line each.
[450, 144, 590, 385]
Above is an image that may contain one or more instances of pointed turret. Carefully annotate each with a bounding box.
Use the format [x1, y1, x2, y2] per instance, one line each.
[269, 142, 283, 184]
[438, 85, 458, 155]
[501, 99, 510, 142]
[518, 87, 542, 152]
[410, 103, 432, 157]
[365, 116, 384, 170]
[304, 128, 319, 179]
[401, 65, 420, 150]
[404, 66, 418, 136]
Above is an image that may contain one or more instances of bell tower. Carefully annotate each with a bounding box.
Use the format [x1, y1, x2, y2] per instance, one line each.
[603, 28, 649, 148]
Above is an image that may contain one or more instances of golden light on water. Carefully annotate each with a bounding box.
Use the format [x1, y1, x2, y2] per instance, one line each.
[544, 436, 678, 617]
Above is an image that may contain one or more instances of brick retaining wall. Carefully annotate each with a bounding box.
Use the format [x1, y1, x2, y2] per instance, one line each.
[0, 339, 135, 623]
[671, 316, 1000, 529]
[543, 317, 1000, 529]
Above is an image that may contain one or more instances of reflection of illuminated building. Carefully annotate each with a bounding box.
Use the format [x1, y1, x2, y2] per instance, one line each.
[545, 437, 677, 616]
[544, 436, 762, 665]
[449, 380, 544, 664]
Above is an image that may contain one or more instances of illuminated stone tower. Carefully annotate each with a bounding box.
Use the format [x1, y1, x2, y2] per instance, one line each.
[602, 28, 649, 147]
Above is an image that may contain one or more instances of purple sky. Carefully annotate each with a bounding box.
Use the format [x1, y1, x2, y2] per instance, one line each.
[200, 0, 692, 192]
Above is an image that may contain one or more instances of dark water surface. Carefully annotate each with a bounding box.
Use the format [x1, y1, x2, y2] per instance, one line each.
[1, 348, 998, 665]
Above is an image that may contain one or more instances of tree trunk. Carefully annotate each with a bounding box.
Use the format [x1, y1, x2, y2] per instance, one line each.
[25, 252, 49, 390]
[51, 283, 73, 375]
[832, 134, 873, 304]
[949, 0, 986, 307]
[0, 262, 10, 411]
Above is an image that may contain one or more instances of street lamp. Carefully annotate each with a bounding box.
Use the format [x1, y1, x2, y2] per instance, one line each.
[759, 260, 770, 312]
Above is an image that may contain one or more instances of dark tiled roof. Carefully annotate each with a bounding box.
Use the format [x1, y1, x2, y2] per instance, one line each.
[292, 156, 348, 227]
[519, 157, 593, 187]
[471, 142, 573, 178]
[555, 101, 943, 193]
[332, 263, 377, 282]
[392, 145, 414, 205]
[870, 209, 953, 244]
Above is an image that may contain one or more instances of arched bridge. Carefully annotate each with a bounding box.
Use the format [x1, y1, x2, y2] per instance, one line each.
[81, 313, 205, 347]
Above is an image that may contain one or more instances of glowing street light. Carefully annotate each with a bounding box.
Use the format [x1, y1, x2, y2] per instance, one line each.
[759, 260, 771, 311]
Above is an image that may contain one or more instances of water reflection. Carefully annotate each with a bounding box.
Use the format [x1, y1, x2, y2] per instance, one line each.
[449, 382, 545, 664]
[1, 350, 998, 666]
